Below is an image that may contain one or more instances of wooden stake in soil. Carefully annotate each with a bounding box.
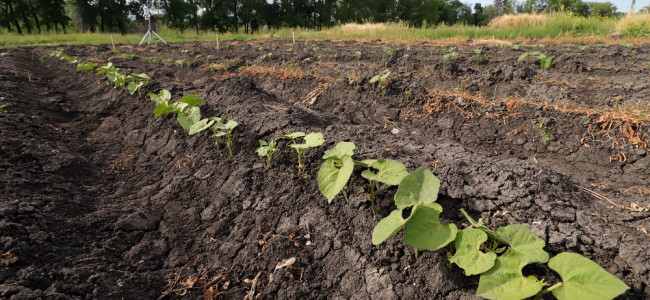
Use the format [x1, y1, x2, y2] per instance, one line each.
[111, 34, 116, 52]
[216, 34, 220, 50]
[292, 31, 295, 44]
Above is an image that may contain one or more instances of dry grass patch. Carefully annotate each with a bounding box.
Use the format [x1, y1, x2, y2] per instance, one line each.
[489, 13, 548, 29]
[616, 12, 650, 36]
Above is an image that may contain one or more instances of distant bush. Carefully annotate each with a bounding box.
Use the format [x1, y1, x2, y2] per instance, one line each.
[617, 13, 650, 37]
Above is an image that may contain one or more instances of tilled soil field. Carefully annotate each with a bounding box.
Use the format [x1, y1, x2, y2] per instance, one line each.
[1, 40, 649, 299]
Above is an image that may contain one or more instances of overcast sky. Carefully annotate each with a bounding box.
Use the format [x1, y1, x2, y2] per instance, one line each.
[470, 0, 650, 12]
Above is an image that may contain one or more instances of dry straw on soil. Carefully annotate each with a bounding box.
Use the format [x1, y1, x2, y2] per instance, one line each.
[489, 13, 548, 29]
[616, 12, 650, 36]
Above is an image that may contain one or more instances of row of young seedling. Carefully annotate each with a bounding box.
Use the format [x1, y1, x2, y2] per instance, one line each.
[50, 51, 150, 96]
[50, 51, 629, 300]
[313, 141, 629, 300]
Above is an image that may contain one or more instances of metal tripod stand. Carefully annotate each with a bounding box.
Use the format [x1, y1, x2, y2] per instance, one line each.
[139, 10, 167, 46]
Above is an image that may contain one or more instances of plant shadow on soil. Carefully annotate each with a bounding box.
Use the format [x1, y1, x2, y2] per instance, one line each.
[0, 40, 649, 299]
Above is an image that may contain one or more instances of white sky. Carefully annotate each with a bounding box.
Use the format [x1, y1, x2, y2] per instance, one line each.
[470, 0, 650, 12]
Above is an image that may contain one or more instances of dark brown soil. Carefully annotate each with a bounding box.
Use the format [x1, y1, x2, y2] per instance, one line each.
[1, 40, 648, 299]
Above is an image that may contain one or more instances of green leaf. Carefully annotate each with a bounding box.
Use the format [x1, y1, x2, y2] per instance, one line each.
[361, 159, 408, 186]
[540, 57, 552, 70]
[280, 132, 306, 140]
[318, 156, 354, 203]
[496, 224, 549, 264]
[369, 75, 380, 83]
[129, 73, 150, 80]
[127, 81, 145, 95]
[403, 203, 457, 251]
[358, 159, 377, 167]
[214, 120, 238, 131]
[549, 252, 629, 300]
[149, 89, 171, 105]
[322, 141, 355, 159]
[394, 167, 440, 209]
[290, 132, 324, 150]
[177, 94, 204, 107]
[256, 140, 275, 156]
[476, 251, 543, 300]
[517, 52, 529, 61]
[177, 106, 201, 132]
[372, 209, 408, 245]
[188, 118, 215, 135]
[449, 228, 497, 275]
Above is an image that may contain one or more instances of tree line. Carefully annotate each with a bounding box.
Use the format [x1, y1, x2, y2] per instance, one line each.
[0, 0, 630, 35]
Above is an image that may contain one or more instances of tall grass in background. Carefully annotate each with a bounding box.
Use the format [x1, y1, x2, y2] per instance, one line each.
[0, 12, 646, 47]
[617, 12, 650, 37]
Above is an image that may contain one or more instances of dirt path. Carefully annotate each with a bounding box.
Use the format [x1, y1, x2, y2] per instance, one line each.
[1, 41, 648, 299]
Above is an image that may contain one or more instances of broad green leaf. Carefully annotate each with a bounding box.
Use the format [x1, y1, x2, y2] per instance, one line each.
[322, 141, 355, 160]
[129, 73, 150, 80]
[214, 120, 238, 131]
[304, 132, 324, 146]
[280, 132, 305, 139]
[496, 225, 549, 264]
[256, 140, 272, 156]
[549, 252, 629, 300]
[358, 159, 377, 167]
[372, 209, 408, 245]
[154, 103, 172, 117]
[403, 203, 457, 251]
[517, 52, 529, 61]
[290, 132, 324, 150]
[540, 57, 552, 70]
[318, 156, 354, 203]
[369, 75, 380, 83]
[361, 159, 408, 186]
[188, 118, 215, 135]
[476, 251, 543, 300]
[149, 89, 171, 105]
[177, 94, 204, 107]
[177, 106, 201, 132]
[106, 72, 118, 82]
[127, 81, 145, 95]
[394, 167, 440, 209]
[449, 228, 497, 275]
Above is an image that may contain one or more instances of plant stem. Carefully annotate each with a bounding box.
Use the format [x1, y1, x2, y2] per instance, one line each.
[415, 248, 420, 259]
[370, 180, 377, 216]
[533, 283, 562, 300]
[297, 150, 303, 176]
[227, 135, 233, 156]
[267, 156, 272, 168]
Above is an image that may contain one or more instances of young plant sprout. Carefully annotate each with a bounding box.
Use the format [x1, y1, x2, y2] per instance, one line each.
[149, 90, 205, 133]
[471, 48, 485, 68]
[280, 132, 324, 177]
[361, 159, 408, 216]
[372, 167, 457, 258]
[76, 62, 97, 72]
[212, 120, 238, 156]
[518, 51, 552, 70]
[455, 209, 629, 300]
[256, 139, 278, 168]
[369, 71, 391, 93]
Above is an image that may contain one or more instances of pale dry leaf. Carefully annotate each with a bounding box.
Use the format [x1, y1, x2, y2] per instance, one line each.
[274, 257, 296, 271]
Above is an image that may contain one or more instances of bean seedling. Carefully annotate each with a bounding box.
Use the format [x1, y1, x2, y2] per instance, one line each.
[148, 89, 205, 133]
[361, 159, 408, 215]
[256, 139, 278, 168]
[372, 167, 457, 258]
[518, 51, 553, 70]
[279, 132, 324, 177]
[369, 71, 391, 93]
[453, 209, 629, 300]
[470, 48, 485, 68]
